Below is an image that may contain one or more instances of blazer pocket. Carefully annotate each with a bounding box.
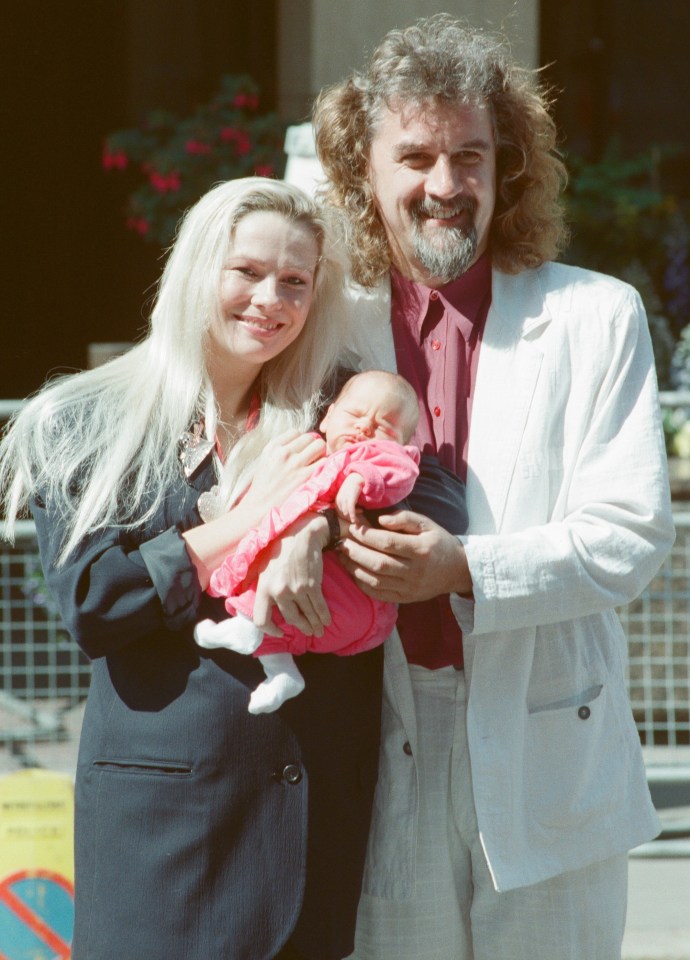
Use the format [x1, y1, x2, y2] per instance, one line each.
[93, 757, 193, 777]
[528, 683, 603, 716]
[524, 684, 617, 831]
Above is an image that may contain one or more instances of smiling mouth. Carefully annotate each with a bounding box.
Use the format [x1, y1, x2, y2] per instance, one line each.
[412, 199, 476, 227]
[428, 210, 464, 221]
[422, 208, 471, 229]
[237, 315, 283, 331]
[423, 214, 466, 230]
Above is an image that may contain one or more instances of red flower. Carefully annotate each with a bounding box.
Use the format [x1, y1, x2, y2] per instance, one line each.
[127, 217, 150, 235]
[149, 170, 181, 193]
[185, 139, 212, 155]
[255, 164, 274, 177]
[232, 92, 258, 110]
[219, 127, 252, 156]
[234, 131, 252, 155]
[102, 147, 128, 170]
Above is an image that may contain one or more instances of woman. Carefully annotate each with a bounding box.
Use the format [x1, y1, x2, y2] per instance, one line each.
[0, 178, 383, 960]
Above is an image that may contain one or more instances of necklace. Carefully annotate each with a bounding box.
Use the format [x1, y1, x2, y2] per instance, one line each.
[215, 415, 245, 456]
[179, 393, 261, 523]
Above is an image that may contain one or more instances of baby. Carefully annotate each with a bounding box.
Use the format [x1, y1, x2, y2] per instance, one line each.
[194, 370, 422, 713]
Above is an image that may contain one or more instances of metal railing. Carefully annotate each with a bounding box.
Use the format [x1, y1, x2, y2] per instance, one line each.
[621, 512, 690, 749]
[0, 521, 90, 770]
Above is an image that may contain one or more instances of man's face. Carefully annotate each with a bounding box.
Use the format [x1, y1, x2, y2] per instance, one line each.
[367, 99, 497, 287]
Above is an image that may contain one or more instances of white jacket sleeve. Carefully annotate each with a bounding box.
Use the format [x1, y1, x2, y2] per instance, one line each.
[460, 283, 675, 636]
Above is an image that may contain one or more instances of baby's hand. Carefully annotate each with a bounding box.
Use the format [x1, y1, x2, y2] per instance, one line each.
[335, 474, 364, 523]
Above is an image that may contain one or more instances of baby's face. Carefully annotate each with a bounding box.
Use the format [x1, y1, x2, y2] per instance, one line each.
[320, 378, 412, 452]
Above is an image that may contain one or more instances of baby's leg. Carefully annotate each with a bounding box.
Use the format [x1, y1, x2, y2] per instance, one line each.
[194, 614, 263, 654]
[248, 654, 305, 714]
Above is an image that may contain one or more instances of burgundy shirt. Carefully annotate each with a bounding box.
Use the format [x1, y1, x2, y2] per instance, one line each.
[391, 253, 492, 669]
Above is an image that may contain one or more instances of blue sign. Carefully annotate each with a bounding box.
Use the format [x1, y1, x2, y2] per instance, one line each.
[0, 871, 73, 960]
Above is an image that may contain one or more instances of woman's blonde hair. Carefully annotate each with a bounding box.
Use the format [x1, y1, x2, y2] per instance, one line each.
[313, 14, 569, 287]
[0, 178, 351, 562]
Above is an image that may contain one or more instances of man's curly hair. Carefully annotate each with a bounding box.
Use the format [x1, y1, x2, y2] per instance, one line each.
[313, 14, 569, 287]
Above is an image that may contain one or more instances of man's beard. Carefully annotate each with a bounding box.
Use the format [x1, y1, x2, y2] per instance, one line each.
[410, 197, 478, 284]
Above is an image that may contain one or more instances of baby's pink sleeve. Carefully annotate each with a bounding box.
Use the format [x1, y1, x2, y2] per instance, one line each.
[341, 440, 420, 509]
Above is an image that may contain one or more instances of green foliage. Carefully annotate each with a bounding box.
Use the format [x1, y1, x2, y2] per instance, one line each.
[564, 142, 690, 391]
[665, 324, 690, 459]
[663, 406, 690, 458]
[102, 75, 287, 246]
[564, 142, 690, 456]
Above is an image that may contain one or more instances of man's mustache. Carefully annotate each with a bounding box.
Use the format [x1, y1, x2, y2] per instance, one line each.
[410, 196, 477, 222]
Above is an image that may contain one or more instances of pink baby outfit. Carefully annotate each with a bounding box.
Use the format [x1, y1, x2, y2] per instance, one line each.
[208, 437, 420, 657]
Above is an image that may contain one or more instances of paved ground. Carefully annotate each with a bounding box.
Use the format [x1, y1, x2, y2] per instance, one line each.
[624, 856, 690, 959]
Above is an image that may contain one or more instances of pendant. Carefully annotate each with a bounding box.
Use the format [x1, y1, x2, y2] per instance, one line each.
[197, 485, 226, 523]
[179, 422, 214, 478]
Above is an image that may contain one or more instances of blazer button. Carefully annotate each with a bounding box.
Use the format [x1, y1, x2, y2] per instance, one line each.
[281, 763, 303, 784]
[577, 706, 591, 720]
[403, 741, 413, 756]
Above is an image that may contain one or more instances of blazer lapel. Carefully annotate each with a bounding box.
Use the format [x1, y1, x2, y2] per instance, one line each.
[466, 268, 552, 533]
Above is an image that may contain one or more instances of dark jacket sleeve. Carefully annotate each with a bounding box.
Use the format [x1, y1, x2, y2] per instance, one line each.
[31, 496, 201, 660]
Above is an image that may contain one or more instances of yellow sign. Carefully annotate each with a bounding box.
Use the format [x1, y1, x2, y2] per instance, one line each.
[0, 769, 74, 883]
[0, 769, 74, 958]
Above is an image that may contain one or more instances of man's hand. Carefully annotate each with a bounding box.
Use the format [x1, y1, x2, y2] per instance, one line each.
[337, 509, 473, 603]
[248, 512, 332, 637]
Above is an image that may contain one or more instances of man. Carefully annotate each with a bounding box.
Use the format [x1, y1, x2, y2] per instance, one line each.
[311, 14, 675, 960]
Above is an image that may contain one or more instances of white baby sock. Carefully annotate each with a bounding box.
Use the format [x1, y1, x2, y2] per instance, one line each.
[248, 654, 306, 714]
[194, 614, 264, 654]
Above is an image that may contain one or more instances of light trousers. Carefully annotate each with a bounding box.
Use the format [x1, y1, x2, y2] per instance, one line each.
[349, 665, 628, 960]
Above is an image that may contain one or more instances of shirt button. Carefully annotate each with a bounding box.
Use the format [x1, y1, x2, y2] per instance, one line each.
[433, 406, 442, 417]
[280, 763, 303, 784]
[577, 706, 591, 720]
[429, 290, 440, 300]
[431, 339, 441, 351]
[403, 741, 413, 756]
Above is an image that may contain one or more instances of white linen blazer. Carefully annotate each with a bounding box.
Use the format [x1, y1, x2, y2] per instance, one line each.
[345, 261, 675, 894]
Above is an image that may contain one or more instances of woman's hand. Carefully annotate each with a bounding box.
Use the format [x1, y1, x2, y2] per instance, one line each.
[336, 509, 473, 603]
[241, 430, 326, 517]
[183, 430, 325, 588]
[248, 512, 333, 637]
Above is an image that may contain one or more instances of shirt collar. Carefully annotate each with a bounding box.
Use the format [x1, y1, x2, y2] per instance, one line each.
[391, 252, 492, 343]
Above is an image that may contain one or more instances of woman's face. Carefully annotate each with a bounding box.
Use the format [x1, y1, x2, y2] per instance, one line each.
[209, 210, 320, 374]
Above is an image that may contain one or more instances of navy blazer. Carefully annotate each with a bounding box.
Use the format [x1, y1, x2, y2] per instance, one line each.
[32, 446, 382, 960]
